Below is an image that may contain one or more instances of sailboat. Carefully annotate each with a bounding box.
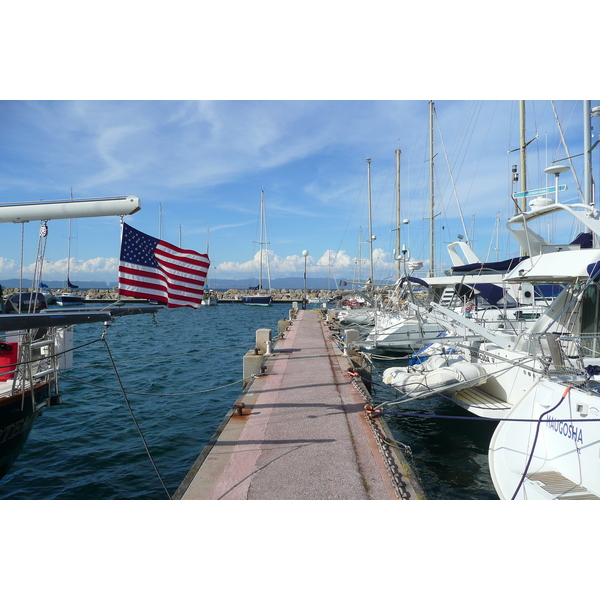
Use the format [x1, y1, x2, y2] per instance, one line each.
[242, 190, 272, 306]
[364, 102, 549, 355]
[364, 105, 448, 354]
[378, 101, 600, 499]
[55, 189, 84, 306]
[0, 194, 159, 480]
[337, 159, 381, 324]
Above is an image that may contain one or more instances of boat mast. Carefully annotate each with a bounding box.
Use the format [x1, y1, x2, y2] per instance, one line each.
[355, 226, 363, 288]
[259, 190, 264, 291]
[367, 158, 374, 283]
[395, 148, 402, 280]
[205, 228, 210, 287]
[429, 101, 435, 277]
[67, 187, 73, 288]
[519, 100, 527, 214]
[584, 100, 593, 207]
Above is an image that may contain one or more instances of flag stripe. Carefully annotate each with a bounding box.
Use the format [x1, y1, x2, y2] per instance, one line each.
[117, 223, 210, 308]
[155, 245, 209, 266]
[119, 263, 207, 290]
[118, 268, 207, 294]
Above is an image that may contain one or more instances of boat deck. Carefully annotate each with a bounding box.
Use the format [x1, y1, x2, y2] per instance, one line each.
[175, 310, 422, 500]
[526, 471, 600, 500]
[453, 386, 511, 413]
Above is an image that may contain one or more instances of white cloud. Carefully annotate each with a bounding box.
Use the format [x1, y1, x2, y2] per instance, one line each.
[0, 257, 16, 274]
[17, 257, 119, 278]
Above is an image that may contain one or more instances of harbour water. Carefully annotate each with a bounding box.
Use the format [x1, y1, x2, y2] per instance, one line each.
[0, 304, 498, 500]
[369, 364, 499, 500]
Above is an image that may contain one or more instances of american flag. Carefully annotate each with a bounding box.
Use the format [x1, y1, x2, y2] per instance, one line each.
[118, 223, 210, 308]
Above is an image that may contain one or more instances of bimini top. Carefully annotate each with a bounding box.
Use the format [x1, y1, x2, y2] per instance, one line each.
[451, 256, 529, 275]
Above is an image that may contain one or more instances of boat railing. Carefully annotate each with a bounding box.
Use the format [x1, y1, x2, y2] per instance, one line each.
[518, 331, 600, 378]
[1, 329, 61, 407]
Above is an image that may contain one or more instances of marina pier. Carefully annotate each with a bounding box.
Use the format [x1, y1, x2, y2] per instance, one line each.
[174, 309, 423, 500]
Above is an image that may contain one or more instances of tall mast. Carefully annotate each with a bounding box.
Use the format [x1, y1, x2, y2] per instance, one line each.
[259, 190, 264, 291]
[519, 100, 527, 213]
[429, 101, 435, 277]
[205, 228, 210, 288]
[367, 158, 374, 283]
[67, 187, 73, 287]
[584, 100, 592, 207]
[395, 148, 402, 280]
[355, 226, 363, 287]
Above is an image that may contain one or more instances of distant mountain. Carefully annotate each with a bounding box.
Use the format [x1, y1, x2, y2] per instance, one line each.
[0, 278, 117, 290]
[208, 277, 348, 291]
[1, 276, 357, 291]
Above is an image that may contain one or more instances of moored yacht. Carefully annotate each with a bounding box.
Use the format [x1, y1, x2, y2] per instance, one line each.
[0, 194, 160, 480]
[379, 118, 600, 498]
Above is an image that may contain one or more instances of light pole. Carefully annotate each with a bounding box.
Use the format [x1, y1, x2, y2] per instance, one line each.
[302, 249, 309, 308]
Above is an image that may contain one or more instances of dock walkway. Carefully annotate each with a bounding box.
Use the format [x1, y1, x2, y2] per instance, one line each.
[175, 310, 421, 500]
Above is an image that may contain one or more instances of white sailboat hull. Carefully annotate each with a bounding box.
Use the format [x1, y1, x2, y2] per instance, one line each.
[489, 379, 600, 500]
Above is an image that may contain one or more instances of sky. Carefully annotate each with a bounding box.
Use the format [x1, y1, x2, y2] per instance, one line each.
[1, 4, 596, 289]
[2, 99, 597, 288]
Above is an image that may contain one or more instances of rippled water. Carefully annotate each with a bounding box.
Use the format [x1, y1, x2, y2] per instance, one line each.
[0, 302, 292, 499]
[0, 304, 498, 500]
[369, 360, 499, 500]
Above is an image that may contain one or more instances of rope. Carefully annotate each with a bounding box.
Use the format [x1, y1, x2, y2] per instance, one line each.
[60, 371, 254, 396]
[0, 336, 104, 372]
[359, 352, 541, 410]
[510, 385, 572, 500]
[101, 334, 171, 500]
[369, 407, 600, 424]
[72, 342, 256, 370]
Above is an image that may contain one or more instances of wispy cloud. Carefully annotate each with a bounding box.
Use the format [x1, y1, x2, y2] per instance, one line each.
[1, 99, 597, 283]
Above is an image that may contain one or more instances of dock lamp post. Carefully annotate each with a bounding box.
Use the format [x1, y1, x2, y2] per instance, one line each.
[302, 249, 309, 308]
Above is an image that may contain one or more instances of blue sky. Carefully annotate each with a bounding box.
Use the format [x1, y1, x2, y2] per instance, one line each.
[1, 99, 597, 287]
[1, 4, 596, 288]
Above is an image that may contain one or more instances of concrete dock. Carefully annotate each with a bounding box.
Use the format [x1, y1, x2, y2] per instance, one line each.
[174, 309, 423, 500]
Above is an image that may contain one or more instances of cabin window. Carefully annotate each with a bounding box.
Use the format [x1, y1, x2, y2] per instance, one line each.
[580, 283, 600, 356]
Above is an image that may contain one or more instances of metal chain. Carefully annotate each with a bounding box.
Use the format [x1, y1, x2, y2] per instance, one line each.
[349, 373, 413, 499]
[365, 412, 413, 500]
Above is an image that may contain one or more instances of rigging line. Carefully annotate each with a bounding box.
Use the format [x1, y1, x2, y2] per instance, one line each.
[464, 101, 495, 205]
[550, 101, 584, 202]
[369, 360, 537, 408]
[334, 170, 368, 261]
[511, 385, 572, 500]
[434, 108, 470, 244]
[19, 223, 25, 313]
[72, 342, 257, 369]
[0, 336, 104, 371]
[101, 334, 171, 499]
[59, 371, 254, 396]
[369, 406, 599, 424]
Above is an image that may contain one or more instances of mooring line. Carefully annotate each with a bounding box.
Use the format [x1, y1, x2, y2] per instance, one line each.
[102, 334, 171, 500]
